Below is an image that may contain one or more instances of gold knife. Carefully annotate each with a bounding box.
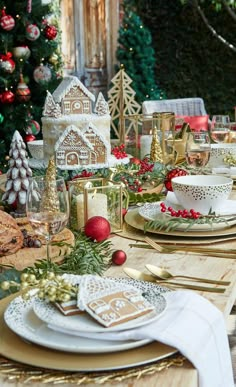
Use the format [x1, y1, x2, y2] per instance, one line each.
[123, 267, 226, 293]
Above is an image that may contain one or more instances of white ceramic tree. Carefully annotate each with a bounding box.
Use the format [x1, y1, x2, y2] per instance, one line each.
[2, 130, 33, 215]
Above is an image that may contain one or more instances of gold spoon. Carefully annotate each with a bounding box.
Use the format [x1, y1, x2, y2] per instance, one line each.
[145, 264, 230, 286]
[123, 268, 226, 293]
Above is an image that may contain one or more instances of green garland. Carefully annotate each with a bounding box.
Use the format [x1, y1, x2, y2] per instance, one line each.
[0, 232, 113, 300]
[145, 215, 235, 232]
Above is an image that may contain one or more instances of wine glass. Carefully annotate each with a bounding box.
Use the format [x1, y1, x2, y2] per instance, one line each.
[185, 132, 211, 173]
[26, 176, 69, 264]
[210, 115, 230, 143]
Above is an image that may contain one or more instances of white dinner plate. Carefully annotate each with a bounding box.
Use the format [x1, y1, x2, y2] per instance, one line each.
[138, 200, 236, 231]
[4, 295, 153, 354]
[33, 278, 168, 334]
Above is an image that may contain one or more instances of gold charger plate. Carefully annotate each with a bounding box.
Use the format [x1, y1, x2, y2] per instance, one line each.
[0, 294, 177, 372]
[125, 208, 236, 239]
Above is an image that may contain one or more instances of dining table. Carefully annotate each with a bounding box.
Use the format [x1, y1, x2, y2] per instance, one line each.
[0, 190, 236, 386]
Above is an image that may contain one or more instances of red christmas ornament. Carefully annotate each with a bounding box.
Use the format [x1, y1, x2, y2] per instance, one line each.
[33, 65, 52, 83]
[130, 157, 141, 165]
[112, 250, 127, 265]
[0, 10, 15, 31]
[26, 23, 40, 41]
[0, 52, 15, 73]
[16, 74, 31, 102]
[44, 25, 57, 40]
[0, 90, 15, 104]
[25, 134, 36, 142]
[26, 119, 40, 135]
[164, 168, 188, 191]
[84, 216, 111, 242]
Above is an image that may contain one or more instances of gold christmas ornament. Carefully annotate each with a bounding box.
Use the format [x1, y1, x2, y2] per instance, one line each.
[150, 126, 163, 163]
[40, 156, 60, 212]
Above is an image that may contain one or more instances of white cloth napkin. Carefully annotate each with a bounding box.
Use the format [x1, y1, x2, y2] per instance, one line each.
[166, 191, 236, 216]
[48, 290, 234, 387]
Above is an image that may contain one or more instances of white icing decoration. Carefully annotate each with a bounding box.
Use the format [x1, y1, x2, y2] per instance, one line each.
[52, 76, 95, 103]
[94, 92, 110, 116]
[77, 275, 154, 328]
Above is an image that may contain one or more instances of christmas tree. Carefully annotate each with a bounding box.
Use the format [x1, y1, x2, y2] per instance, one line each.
[0, 0, 63, 172]
[116, 7, 165, 104]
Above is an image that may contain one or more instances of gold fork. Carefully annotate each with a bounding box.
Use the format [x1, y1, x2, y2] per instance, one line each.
[144, 236, 236, 258]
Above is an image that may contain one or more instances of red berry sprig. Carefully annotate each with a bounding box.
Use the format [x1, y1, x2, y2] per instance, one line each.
[160, 202, 201, 219]
[111, 144, 128, 159]
[72, 170, 94, 179]
[137, 158, 154, 175]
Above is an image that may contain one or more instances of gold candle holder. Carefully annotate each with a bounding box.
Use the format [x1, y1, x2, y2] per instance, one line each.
[68, 178, 127, 232]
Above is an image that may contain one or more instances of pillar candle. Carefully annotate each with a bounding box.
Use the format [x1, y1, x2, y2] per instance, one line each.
[76, 193, 108, 229]
[140, 135, 152, 159]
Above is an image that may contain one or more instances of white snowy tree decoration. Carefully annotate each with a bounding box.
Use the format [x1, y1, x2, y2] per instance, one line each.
[2, 131, 33, 215]
[42, 91, 62, 118]
[94, 92, 110, 115]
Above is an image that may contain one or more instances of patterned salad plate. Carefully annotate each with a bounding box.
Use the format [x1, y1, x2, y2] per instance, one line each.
[138, 200, 236, 232]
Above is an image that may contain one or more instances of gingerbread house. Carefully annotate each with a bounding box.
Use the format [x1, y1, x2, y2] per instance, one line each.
[52, 76, 95, 115]
[41, 75, 129, 170]
[55, 123, 109, 169]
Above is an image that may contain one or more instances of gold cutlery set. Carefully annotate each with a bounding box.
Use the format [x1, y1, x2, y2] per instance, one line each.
[129, 236, 236, 259]
[123, 265, 230, 293]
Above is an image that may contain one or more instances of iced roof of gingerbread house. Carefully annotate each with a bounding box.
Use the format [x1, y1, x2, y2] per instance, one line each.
[52, 76, 95, 103]
[82, 122, 110, 150]
[54, 125, 94, 151]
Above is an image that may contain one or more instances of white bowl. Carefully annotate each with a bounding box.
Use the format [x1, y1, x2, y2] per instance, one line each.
[27, 140, 44, 160]
[208, 143, 236, 167]
[171, 175, 233, 214]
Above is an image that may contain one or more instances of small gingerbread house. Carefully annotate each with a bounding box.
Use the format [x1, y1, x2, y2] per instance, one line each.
[55, 124, 109, 169]
[52, 76, 95, 115]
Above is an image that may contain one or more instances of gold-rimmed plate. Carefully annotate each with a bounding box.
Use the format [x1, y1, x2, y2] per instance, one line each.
[138, 201, 236, 232]
[0, 293, 177, 372]
[125, 208, 236, 238]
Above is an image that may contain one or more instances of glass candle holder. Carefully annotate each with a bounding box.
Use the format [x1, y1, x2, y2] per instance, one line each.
[84, 183, 126, 233]
[140, 112, 175, 164]
[68, 177, 105, 230]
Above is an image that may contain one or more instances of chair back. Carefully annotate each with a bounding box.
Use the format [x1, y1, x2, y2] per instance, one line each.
[142, 98, 207, 116]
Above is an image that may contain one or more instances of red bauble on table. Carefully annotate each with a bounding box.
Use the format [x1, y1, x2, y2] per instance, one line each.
[84, 216, 111, 242]
[112, 250, 127, 265]
[164, 168, 188, 191]
[0, 10, 15, 31]
[0, 90, 15, 104]
[25, 134, 36, 142]
[44, 25, 57, 40]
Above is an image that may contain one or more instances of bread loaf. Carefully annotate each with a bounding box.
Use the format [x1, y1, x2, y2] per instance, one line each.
[0, 211, 23, 256]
